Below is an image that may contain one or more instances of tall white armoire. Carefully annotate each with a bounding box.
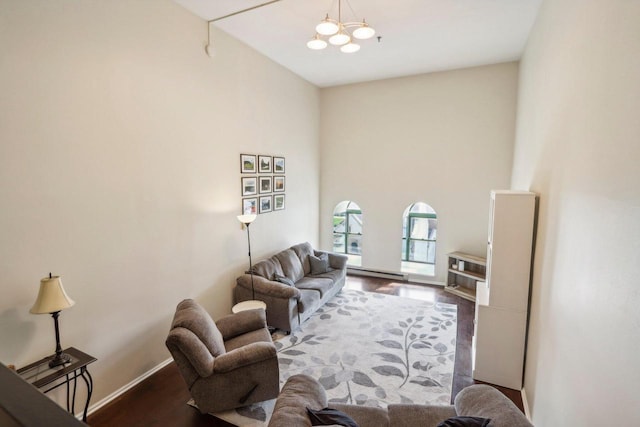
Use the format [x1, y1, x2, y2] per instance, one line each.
[472, 190, 536, 390]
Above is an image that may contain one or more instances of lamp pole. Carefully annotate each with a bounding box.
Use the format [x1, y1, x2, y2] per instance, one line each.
[246, 222, 255, 300]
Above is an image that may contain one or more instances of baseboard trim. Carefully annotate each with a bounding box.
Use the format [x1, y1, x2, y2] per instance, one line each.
[521, 387, 531, 420]
[83, 357, 173, 418]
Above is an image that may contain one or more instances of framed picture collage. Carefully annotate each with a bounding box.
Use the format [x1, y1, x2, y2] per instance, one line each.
[240, 154, 286, 215]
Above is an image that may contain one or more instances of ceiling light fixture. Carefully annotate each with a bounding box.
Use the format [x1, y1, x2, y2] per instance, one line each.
[307, 0, 375, 53]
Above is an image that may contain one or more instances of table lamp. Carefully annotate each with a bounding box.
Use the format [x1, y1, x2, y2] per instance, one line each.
[30, 274, 76, 368]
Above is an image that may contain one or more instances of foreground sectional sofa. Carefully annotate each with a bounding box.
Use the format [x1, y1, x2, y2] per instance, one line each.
[269, 374, 534, 427]
[235, 242, 348, 332]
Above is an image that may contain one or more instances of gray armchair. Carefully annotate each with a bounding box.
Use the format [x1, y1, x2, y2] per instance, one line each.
[166, 299, 279, 413]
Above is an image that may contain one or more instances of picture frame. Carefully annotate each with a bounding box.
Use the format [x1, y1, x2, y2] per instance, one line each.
[258, 155, 272, 173]
[259, 176, 272, 194]
[273, 176, 285, 193]
[242, 197, 257, 215]
[241, 176, 257, 196]
[273, 156, 285, 173]
[240, 154, 256, 174]
[274, 194, 285, 211]
[259, 195, 272, 214]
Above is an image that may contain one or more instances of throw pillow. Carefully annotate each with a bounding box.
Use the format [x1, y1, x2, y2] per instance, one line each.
[275, 274, 295, 286]
[309, 253, 331, 275]
[437, 416, 491, 427]
[307, 407, 359, 427]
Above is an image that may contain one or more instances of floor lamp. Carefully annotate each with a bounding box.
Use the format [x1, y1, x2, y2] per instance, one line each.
[237, 214, 257, 300]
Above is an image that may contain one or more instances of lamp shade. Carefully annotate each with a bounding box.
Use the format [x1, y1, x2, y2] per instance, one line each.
[352, 22, 375, 40]
[237, 214, 257, 225]
[30, 276, 75, 314]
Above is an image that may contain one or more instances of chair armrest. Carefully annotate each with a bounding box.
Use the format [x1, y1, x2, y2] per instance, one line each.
[216, 308, 267, 341]
[216, 309, 268, 341]
[315, 250, 348, 270]
[213, 341, 276, 373]
[237, 274, 301, 299]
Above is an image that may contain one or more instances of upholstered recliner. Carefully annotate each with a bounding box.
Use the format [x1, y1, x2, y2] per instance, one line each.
[166, 299, 279, 413]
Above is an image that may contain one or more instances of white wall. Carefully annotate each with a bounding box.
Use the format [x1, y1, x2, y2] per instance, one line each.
[320, 64, 518, 282]
[512, 0, 640, 424]
[0, 0, 319, 409]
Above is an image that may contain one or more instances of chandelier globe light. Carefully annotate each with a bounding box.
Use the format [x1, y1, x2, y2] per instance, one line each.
[308, 0, 375, 53]
[307, 34, 328, 50]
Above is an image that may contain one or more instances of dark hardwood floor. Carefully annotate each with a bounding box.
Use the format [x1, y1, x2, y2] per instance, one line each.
[88, 275, 523, 426]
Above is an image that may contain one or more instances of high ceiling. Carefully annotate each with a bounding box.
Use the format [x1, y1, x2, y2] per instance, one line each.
[174, 0, 542, 87]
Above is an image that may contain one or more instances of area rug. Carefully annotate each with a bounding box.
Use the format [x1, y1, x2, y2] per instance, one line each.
[195, 289, 457, 426]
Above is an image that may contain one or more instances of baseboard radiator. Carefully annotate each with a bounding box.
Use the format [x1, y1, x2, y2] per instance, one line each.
[347, 266, 409, 281]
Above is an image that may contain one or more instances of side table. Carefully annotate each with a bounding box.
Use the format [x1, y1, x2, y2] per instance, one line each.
[17, 347, 96, 422]
[232, 300, 267, 314]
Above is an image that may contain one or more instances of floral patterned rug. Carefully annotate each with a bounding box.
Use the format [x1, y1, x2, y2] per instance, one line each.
[201, 288, 457, 426]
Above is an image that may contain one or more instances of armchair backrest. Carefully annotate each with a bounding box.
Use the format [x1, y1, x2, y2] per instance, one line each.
[166, 299, 226, 385]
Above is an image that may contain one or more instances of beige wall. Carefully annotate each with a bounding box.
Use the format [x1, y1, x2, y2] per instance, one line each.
[319, 64, 518, 282]
[512, 0, 640, 424]
[0, 0, 319, 409]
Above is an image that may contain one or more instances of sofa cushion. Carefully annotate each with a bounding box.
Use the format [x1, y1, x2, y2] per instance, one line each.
[250, 257, 284, 281]
[295, 277, 335, 298]
[388, 405, 457, 427]
[307, 268, 345, 284]
[291, 242, 315, 275]
[310, 253, 331, 275]
[298, 289, 321, 314]
[275, 274, 295, 286]
[276, 249, 305, 282]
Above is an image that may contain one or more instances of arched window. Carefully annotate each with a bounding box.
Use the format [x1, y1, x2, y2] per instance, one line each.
[401, 202, 437, 276]
[332, 200, 362, 267]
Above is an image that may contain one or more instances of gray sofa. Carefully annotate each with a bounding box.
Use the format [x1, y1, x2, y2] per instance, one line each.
[235, 242, 348, 332]
[268, 374, 533, 427]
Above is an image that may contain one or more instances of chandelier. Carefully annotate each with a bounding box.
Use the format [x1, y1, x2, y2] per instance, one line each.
[307, 0, 376, 53]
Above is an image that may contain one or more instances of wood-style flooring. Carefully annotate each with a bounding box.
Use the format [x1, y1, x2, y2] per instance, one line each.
[88, 275, 524, 426]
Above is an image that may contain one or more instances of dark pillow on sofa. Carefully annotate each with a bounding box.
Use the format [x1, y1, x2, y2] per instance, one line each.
[307, 407, 359, 427]
[309, 253, 331, 275]
[437, 416, 491, 427]
[275, 274, 295, 286]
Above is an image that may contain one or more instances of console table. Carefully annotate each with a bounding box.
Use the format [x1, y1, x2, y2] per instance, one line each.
[17, 347, 96, 422]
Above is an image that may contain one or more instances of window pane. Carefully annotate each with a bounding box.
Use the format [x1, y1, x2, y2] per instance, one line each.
[333, 233, 345, 253]
[402, 238, 407, 260]
[410, 217, 430, 240]
[408, 240, 429, 262]
[333, 215, 346, 233]
[428, 218, 437, 240]
[348, 213, 362, 234]
[426, 241, 436, 264]
[347, 235, 362, 255]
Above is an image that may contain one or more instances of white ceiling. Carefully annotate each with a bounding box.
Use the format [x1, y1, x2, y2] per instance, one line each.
[174, 0, 542, 88]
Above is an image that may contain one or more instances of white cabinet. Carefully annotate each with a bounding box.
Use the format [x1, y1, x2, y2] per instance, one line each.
[472, 190, 536, 390]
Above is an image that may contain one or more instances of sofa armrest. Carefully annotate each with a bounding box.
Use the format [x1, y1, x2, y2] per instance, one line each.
[216, 309, 267, 341]
[315, 250, 348, 270]
[212, 341, 276, 374]
[237, 274, 301, 299]
[268, 374, 328, 427]
[454, 385, 533, 427]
